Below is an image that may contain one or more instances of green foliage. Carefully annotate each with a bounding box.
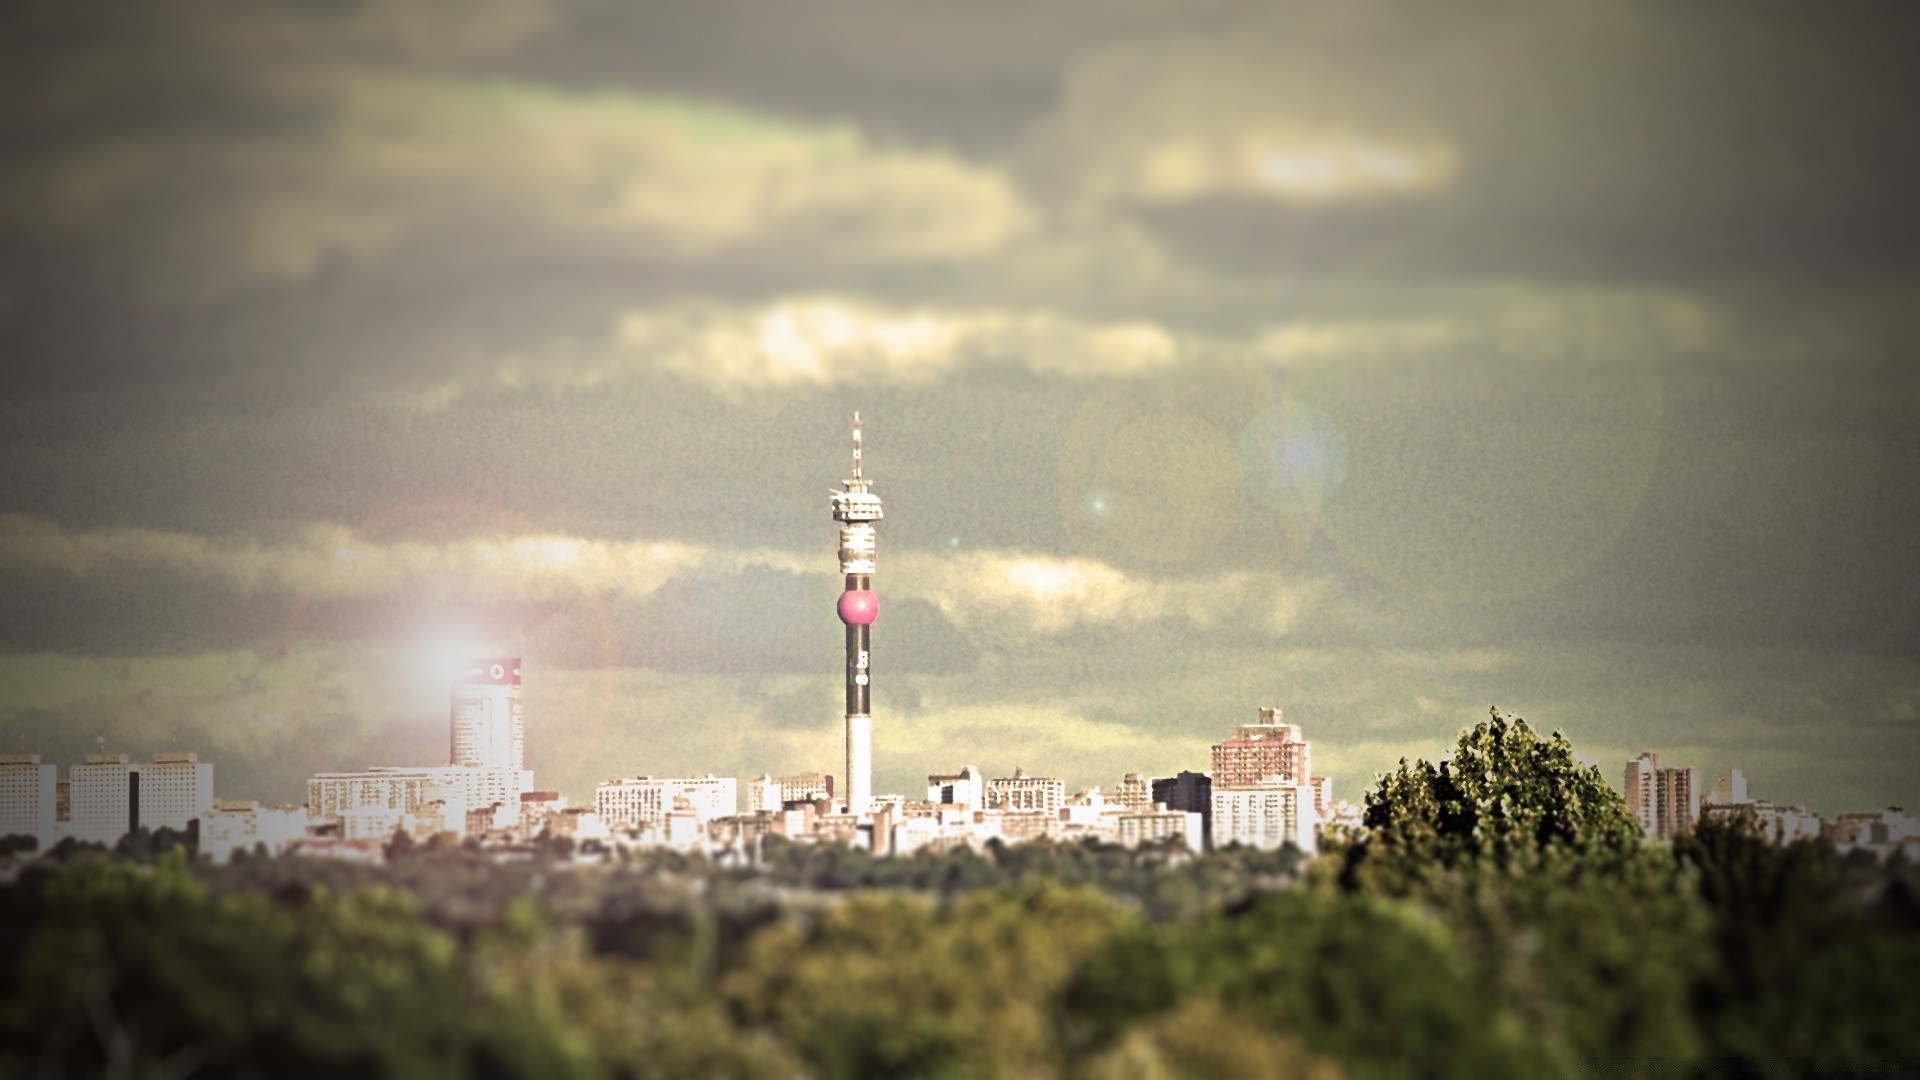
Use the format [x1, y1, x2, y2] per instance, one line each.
[1675, 817, 1920, 1067]
[1068, 888, 1557, 1079]
[1342, 708, 1642, 894]
[723, 882, 1123, 1078]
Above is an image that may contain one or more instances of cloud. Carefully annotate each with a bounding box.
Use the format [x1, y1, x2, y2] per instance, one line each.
[396, 297, 1185, 404]
[3, 69, 1034, 308]
[890, 548, 1334, 639]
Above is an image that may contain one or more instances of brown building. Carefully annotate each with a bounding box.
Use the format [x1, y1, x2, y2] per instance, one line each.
[1210, 706, 1311, 788]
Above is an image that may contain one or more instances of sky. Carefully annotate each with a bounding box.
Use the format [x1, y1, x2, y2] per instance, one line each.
[1, 0, 1916, 816]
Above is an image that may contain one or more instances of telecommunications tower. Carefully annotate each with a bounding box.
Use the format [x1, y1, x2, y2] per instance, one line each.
[831, 413, 882, 816]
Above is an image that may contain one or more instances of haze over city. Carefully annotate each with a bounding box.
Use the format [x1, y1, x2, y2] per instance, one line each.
[2, 1, 1916, 818]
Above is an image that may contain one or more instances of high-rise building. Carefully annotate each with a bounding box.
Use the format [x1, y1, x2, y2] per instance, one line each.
[0, 753, 58, 851]
[1211, 706, 1311, 788]
[1212, 781, 1318, 855]
[1153, 771, 1214, 848]
[986, 769, 1066, 815]
[1624, 752, 1701, 839]
[832, 413, 884, 817]
[69, 753, 138, 846]
[139, 752, 214, 832]
[452, 659, 524, 771]
[595, 776, 738, 829]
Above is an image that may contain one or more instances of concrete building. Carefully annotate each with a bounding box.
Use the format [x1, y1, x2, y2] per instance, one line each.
[595, 775, 737, 830]
[0, 754, 58, 851]
[986, 769, 1066, 815]
[928, 765, 987, 810]
[452, 659, 524, 771]
[1212, 780, 1317, 855]
[1830, 807, 1917, 860]
[1708, 769, 1749, 807]
[307, 766, 473, 839]
[1114, 772, 1153, 812]
[1211, 706, 1311, 788]
[1117, 804, 1203, 854]
[1624, 752, 1701, 839]
[1308, 776, 1332, 821]
[449, 659, 533, 813]
[138, 752, 214, 833]
[69, 753, 139, 846]
[750, 772, 835, 812]
[200, 801, 308, 863]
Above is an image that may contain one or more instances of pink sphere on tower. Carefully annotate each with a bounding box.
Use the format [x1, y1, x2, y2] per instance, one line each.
[837, 589, 879, 625]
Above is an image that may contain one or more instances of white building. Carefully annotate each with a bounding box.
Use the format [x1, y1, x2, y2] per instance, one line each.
[199, 801, 308, 862]
[986, 769, 1065, 815]
[306, 766, 480, 840]
[927, 765, 987, 810]
[138, 752, 214, 833]
[1113, 773, 1153, 812]
[0, 754, 58, 852]
[1117, 804, 1203, 854]
[749, 772, 834, 812]
[1212, 780, 1317, 855]
[595, 776, 737, 830]
[69, 754, 139, 846]
[451, 658, 525, 773]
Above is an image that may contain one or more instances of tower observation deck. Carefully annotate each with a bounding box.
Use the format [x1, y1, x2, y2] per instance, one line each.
[832, 413, 881, 816]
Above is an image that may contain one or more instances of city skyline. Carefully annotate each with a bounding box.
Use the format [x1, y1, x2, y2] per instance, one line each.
[2, 2, 1917, 818]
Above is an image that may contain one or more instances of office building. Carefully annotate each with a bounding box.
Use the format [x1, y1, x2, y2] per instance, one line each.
[1117, 804, 1204, 854]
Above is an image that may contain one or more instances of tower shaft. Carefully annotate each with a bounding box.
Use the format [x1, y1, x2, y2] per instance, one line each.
[832, 414, 881, 817]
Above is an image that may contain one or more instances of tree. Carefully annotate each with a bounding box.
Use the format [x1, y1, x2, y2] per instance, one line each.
[1339, 707, 1643, 894]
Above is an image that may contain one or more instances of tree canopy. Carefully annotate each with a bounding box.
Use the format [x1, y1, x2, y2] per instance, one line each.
[1340, 707, 1644, 893]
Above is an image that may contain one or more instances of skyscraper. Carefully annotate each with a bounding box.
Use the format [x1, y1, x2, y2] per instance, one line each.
[831, 414, 883, 816]
[451, 658, 524, 772]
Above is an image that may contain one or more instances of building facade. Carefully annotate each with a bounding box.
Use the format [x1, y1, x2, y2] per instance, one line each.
[1624, 752, 1701, 839]
[0, 753, 58, 851]
[138, 751, 214, 832]
[595, 776, 737, 829]
[750, 772, 835, 811]
[986, 769, 1066, 814]
[1212, 780, 1317, 855]
[69, 753, 139, 846]
[1153, 770, 1213, 848]
[1211, 707, 1312, 788]
[1117, 804, 1204, 854]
